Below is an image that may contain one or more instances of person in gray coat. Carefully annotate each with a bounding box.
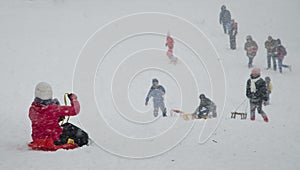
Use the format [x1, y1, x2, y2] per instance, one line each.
[219, 5, 231, 34]
[264, 36, 277, 70]
[145, 79, 167, 117]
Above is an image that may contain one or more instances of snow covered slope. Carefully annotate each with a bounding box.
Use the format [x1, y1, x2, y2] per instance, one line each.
[0, 0, 299, 169]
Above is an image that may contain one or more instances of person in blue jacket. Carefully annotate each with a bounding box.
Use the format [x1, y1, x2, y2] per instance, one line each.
[145, 79, 167, 117]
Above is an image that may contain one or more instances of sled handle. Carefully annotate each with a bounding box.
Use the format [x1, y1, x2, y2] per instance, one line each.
[64, 93, 70, 123]
[234, 99, 247, 112]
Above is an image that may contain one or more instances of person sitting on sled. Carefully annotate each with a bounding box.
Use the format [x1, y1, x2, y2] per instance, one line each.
[28, 82, 88, 151]
[192, 94, 217, 118]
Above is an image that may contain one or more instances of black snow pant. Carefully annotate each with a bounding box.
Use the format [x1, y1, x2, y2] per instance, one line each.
[250, 100, 267, 119]
[54, 123, 89, 147]
[198, 105, 217, 118]
[263, 91, 271, 105]
[229, 34, 236, 49]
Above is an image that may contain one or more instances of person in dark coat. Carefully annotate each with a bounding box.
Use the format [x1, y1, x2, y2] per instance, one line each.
[246, 68, 269, 122]
[264, 36, 278, 70]
[244, 35, 258, 68]
[192, 94, 217, 118]
[227, 19, 238, 49]
[219, 5, 231, 34]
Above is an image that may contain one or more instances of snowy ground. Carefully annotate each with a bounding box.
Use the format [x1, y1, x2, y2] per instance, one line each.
[0, 0, 300, 169]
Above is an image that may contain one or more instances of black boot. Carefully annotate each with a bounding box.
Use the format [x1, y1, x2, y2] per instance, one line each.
[162, 108, 167, 117]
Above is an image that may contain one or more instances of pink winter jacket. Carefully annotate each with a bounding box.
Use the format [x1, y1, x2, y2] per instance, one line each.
[166, 36, 174, 49]
[29, 94, 80, 142]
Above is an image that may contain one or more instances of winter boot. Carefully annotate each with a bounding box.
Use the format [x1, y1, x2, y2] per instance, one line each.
[162, 108, 167, 117]
[263, 101, 270, 106]
[263, 116, 269, 123]
[212, 112, 217, 118]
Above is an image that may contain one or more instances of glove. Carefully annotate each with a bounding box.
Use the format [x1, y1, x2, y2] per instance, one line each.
[68, 93, 78, 100]
[263, 96, 269, 102]
[58, 116, 65, 122]
[250, 93, 255, 99]
[145, 97, 149, 106]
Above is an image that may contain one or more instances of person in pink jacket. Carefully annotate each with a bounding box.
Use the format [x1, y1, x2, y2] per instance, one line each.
[28, 82, 88, 151]
[165, 32, 177, 64]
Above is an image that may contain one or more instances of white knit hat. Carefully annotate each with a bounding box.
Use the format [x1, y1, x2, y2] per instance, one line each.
[35, 82, 53, 100]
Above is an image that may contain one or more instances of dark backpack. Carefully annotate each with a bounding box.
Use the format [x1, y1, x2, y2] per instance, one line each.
[278, 46, 287, 56]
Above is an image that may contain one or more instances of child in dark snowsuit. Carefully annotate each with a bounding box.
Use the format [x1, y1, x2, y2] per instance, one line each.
[192, 94, 217, 118]
[145, 79, 167, 117]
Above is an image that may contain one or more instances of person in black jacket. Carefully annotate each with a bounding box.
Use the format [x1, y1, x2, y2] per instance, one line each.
[246, 68, 269, 122]
[192, 94, 217, 118]
[219, 5, 231, 34]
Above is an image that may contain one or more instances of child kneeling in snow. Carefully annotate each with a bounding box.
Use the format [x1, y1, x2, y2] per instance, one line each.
[28, 82, 88, 151]
[192, 94, 217, 118]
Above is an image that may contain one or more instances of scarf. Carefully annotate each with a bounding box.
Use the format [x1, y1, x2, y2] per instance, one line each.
[34, 97, 60, 106]
[250, 77, 260, 93]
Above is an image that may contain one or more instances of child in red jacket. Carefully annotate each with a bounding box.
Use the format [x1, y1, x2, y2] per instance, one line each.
[28, 82, 88, 151]
[165, 32, 177, 64]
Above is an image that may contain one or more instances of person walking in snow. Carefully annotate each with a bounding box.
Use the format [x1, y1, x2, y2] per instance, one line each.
[246, 68, 269, 122]
[192, 94, 217, 118]
[227, 19, 238, 49]
[275, 39, 291, 73]
[165, 32, 177, 64]
[265, 36, 277, 70]
[145, 79, 167, 117]
[263, 76, 272, 106]
[244, 35, 258, 68]
[219, 5, 231, 34]
[28, 82, 88, 151]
